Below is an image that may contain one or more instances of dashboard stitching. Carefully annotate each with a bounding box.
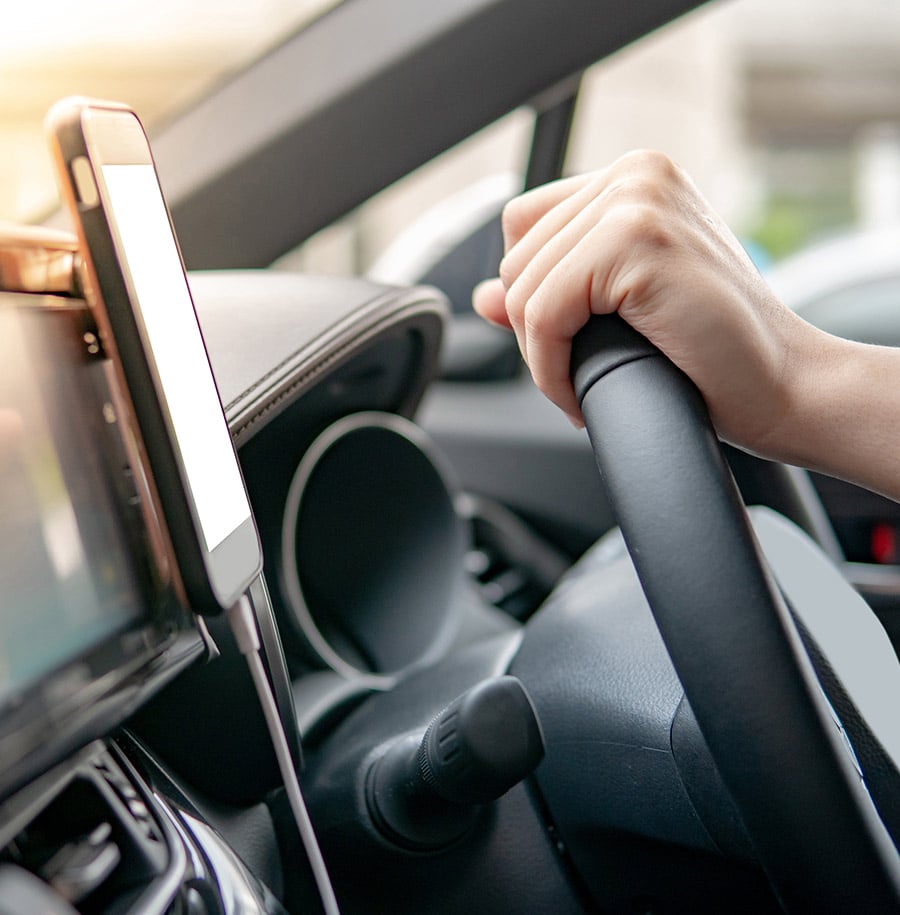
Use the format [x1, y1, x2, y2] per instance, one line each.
[227, 300, 443, 443]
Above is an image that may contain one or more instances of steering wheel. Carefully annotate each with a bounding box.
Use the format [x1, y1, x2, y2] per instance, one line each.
[568, 314, 900, 912]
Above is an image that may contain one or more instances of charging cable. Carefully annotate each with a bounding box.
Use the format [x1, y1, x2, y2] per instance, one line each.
[227, 594, 341, 915]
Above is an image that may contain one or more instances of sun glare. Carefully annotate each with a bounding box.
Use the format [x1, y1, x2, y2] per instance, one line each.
[0, 0, 337, 222]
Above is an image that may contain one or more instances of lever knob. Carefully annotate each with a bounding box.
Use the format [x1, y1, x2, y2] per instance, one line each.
[367, 676, 544, 849]
[417, 675, 544, 806]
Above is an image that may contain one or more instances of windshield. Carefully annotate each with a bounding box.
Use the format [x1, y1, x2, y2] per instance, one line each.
[0, 0, 339, 223]
[4, 0, 900, 269]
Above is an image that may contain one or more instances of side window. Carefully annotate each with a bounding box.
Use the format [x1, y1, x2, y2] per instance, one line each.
[282, 0, 900, 282]
[567, 0, 900, 265]
[274, 109, 533, 278]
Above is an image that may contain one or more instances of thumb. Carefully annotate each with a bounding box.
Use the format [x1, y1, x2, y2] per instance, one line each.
[472, 278, 514, 330]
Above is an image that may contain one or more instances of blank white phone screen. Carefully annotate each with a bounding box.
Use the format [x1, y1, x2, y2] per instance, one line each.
[101, 164, 251, 552]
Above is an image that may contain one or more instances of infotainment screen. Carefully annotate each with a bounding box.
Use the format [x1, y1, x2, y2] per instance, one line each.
[0, 293, 202, 799]
[2, 333, 139, 700]
[0, 304, 144, 703]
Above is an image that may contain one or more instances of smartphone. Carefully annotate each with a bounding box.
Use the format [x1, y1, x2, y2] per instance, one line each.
[46, 98, 262, 614]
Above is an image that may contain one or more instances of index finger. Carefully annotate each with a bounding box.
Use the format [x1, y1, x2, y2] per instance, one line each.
[501, 173, 594, 253]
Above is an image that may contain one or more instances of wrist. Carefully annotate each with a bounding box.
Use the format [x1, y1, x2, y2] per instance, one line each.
[771, 326, 900, 501]
[726, 311, 830, 468]
[765, 321, 849, 468]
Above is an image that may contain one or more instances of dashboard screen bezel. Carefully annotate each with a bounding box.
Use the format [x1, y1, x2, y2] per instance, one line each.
[0, 291, 204, 802]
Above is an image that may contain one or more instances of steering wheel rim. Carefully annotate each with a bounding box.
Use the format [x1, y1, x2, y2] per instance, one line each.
[570, 314, 900, 912]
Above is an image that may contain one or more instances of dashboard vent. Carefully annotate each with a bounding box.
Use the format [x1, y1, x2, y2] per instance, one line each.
[2, 747, 166, 912]
[458, 493, 569, 620]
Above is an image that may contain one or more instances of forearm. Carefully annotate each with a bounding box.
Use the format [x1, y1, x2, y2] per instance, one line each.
[769, 328, 900, 503]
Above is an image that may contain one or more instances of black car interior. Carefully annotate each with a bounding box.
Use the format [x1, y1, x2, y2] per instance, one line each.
[5, 0, 900, 912]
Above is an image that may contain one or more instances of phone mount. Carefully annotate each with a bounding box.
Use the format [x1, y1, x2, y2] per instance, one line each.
[0, 225, 81, 298]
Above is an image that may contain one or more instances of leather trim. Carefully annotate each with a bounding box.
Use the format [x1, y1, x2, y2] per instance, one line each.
[190, 270, 447, 446]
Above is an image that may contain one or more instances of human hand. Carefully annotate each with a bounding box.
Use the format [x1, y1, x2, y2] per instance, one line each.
[473, 150, 816, 460]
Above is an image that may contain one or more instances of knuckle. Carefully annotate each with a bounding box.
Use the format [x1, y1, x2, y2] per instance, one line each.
[608, 202, 672, 250]
[604, 150, 682, 207]
[620, 148, 679, 181]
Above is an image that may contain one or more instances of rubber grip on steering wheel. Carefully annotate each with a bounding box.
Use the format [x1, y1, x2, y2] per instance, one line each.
[572, 313, 677, 407]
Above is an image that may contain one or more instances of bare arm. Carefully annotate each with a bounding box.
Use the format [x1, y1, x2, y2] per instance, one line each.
[473, 150, 900, 503]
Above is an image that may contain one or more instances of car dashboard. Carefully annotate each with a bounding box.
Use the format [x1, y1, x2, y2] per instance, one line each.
[4, 251, 900, 914]
[0, 263, 544, 914]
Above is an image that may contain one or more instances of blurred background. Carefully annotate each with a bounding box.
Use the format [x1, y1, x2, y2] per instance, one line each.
[0, 0, 336, 221]
[2, 0, 900, 271]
